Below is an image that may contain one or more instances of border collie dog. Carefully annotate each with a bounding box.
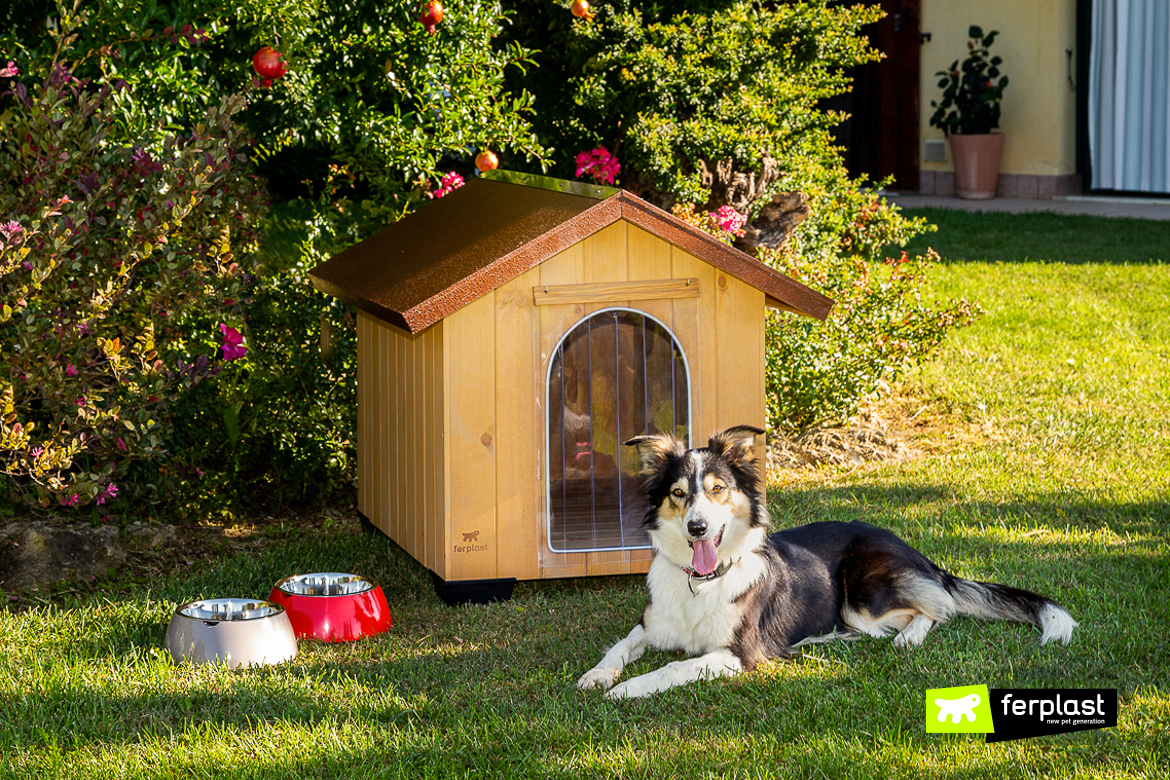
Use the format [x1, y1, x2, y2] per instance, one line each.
[577, 426, 1077, 699]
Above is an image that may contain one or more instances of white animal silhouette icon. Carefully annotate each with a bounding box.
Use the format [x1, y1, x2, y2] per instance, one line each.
[934, 693, 982, 723]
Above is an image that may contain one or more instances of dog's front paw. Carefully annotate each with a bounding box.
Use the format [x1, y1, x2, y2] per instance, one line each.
[605, 676, 655, 700]
[577, 666, 619, 691]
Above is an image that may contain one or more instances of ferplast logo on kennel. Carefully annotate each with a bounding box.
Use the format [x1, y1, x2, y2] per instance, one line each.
[926, 685, 995, 734]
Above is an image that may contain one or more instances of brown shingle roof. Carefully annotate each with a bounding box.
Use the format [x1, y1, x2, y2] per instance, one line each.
[309, 171, 833, 334]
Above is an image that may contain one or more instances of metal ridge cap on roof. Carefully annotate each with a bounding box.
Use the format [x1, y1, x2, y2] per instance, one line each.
[479, 169, 621, 200]
[614, 192, 834, 321]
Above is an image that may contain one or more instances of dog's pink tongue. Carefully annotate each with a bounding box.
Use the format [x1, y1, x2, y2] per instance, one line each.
[691, 539, 718, 576]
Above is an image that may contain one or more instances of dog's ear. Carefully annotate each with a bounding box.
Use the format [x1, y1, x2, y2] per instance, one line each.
[624, 433, 686, 479]
[707, 425, 764, 497]
[707, 425, 764, 461]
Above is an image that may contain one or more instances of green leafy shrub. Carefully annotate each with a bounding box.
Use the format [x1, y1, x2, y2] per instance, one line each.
[162, 193, 360, 517]
[7, 0, 547, 204]
[501, 0, 979, 432]
[503, 0, 879, 202]
[0, 52, 265, 510]
[764, 247, 983, 433]
[762, 174, 982, 431]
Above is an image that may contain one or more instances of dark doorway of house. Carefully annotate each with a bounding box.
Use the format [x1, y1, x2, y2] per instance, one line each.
[827, 0, 922, 192]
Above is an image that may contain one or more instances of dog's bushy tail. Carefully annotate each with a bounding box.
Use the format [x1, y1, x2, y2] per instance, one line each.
[946, 577, 1078, 645]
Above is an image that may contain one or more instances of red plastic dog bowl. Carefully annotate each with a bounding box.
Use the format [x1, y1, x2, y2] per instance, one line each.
[164, 598, 298, 668]
[269, 572, 392, 642]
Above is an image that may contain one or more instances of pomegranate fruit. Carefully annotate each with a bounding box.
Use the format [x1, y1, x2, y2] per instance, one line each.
[571, 0, 593, 19]
[419, 1, 444, 33]
[475, 150, 500, 172]
[252, 46, 287, 88]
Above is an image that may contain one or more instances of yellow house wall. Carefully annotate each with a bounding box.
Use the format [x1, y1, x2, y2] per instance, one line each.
[920, 0, 1077, 177]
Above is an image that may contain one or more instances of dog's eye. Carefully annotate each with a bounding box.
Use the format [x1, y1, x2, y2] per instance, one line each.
[671, 488, 685, 498]
[711, 484, 725, 494]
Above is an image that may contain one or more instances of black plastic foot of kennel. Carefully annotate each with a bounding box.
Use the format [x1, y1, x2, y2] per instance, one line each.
[431, 574, 517, 606]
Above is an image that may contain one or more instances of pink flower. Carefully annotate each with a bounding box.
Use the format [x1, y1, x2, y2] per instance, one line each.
[65, 364, 77, 377]
[0, 60, 18, 78]
[426, 171, 465, 199]
[96, 483, 119, 505]
[76, 396, 86, 406]
[220, 323, 247, 360]
[575, 146, 620, 185]
[710, 205, 747, 237]
[0, 221, 22, 243]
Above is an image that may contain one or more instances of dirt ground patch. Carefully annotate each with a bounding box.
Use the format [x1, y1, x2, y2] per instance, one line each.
[1, 511, 354, 609]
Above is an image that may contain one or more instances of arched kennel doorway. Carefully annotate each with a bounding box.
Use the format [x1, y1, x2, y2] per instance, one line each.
[546, 308, 691, 553]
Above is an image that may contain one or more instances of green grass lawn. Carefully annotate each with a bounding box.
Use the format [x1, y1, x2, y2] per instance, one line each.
[2, 210, 1168, 779]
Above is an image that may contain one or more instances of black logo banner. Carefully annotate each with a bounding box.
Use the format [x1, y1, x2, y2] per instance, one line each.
[985, 688, 1118, 743]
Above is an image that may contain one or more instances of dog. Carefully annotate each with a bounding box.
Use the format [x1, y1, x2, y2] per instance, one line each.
[577, 425, 1078, 699]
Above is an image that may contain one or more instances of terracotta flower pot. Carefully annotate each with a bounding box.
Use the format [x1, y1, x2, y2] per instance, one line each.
[948, 133, 1004, 200]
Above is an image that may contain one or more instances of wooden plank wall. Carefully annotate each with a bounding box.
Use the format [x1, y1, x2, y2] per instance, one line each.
[356, 311, 446, 576]
[442, 294, 499, 582]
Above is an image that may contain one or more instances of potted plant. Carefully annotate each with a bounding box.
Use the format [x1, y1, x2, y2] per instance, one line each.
[929, 26, 1009, 199]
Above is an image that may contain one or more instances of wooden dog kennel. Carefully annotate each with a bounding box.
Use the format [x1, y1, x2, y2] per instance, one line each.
[310, 171, 832, 603]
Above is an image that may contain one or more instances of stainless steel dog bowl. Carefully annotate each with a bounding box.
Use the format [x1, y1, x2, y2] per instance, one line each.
[274, 572, 373, 596]
[269, 572, 392, 642]
[164, 598, 298, 667]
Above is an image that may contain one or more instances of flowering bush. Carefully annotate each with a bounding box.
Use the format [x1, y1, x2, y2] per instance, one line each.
[162, 197, 358, 515]
[0, 52, 265, 510]
[669, 203, 747, 245]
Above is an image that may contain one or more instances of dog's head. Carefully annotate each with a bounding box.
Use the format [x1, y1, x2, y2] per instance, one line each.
[625, 425, 767, 575]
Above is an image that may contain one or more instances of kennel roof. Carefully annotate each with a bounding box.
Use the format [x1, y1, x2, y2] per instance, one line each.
[309, 170, 833, 334]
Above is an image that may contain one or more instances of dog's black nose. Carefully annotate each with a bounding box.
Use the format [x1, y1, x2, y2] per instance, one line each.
[687, 518, 707, 538]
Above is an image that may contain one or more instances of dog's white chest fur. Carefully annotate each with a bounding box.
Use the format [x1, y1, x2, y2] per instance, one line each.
[643, 554, 765, 655]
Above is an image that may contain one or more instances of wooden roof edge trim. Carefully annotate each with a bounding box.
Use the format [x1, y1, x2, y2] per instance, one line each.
[616, 193, 834, 321]
[309, 274, 416, 334]
[766, 295, 810, 316]
[397, 194, 626, 333]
